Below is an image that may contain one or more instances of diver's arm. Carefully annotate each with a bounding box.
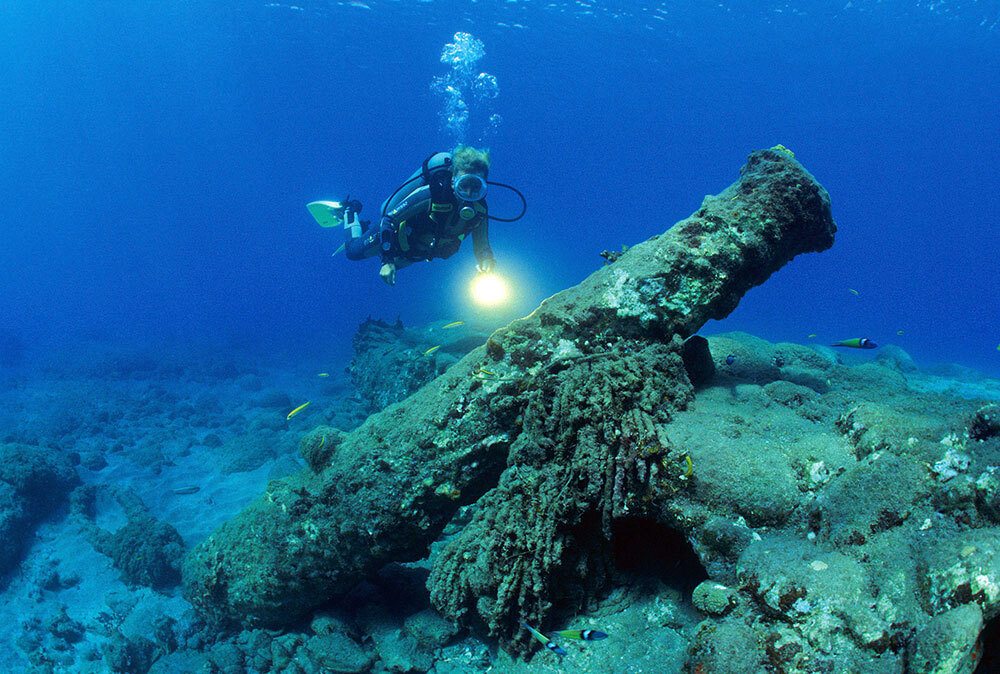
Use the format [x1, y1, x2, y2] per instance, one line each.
[471, 217, 495, 265]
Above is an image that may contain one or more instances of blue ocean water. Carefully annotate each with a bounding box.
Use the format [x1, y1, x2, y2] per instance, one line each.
[1, 0, 998, 372]
[3, 5, 1000, 671]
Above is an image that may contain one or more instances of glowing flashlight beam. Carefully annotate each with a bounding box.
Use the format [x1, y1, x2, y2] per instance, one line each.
[471, 273, 508, 306]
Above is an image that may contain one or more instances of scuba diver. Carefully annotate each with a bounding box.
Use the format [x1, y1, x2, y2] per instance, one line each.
[308, 145, 525, 285]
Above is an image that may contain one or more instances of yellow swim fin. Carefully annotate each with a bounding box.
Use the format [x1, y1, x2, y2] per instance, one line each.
[307, 200, 345, 228]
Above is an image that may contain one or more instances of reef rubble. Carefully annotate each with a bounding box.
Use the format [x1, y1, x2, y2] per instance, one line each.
[182, 147, 837, 643]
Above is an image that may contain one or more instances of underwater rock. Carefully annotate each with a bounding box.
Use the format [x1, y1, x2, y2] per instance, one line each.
[692, 580, 737, 616]
[80, 450, 108, 471]
[183, 148, 837, 640]
[347, 317, 494, 414]
[876, 343, 919, 373]
[32, 559, 81, 595]
[403, 608, 461, 650]
[815, 453, 928, 547]
[349, 318, 436, 413]
[690, 619, 763, 674]
[909, 603, 983, 674]
[738, 535, 909, 668]
[298, 425, 342, 473]
[969, 403, 1000, 441]
[217, 432, 278, 474]
[103, 517, 185, 589]
[250, 389, 291, 410]
[172, 622, 376, 674]
[103, 631, 157, 674]
[74, 485, 185, 590]
[0, 443, 79, 581]
[45, 604, 85, 644]
[360, 604, 434, 673]
[202, 433, 223, 448]
[835, 400, 952, 460]
[266, 453, 303, 482]
[763, 380, 819, 408]
[707, 333, 836, 393]
[206, 641, 244, 672]
[309, 631, 374, 673]
[668, 363, 997, 674]
[974, 467, 1000, 524]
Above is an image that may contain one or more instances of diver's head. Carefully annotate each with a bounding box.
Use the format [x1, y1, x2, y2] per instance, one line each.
[451, 145, 490, 202]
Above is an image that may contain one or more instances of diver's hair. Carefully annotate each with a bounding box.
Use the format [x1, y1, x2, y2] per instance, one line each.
[451, 145, 490, 178]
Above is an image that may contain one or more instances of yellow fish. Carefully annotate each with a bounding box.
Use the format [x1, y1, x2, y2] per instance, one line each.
[424, 345, 441, 356]
[287, 401, 311, 420]
[897, 331, 904, 336]
[848, 289, 859, 296]
[317, 372, 330, 377]
[442, 321, 465, 329]
[478, 368, 497, 377]
[807, 334, 817, 339]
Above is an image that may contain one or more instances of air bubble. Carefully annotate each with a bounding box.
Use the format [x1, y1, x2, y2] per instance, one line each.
[430, 32, 501, 144]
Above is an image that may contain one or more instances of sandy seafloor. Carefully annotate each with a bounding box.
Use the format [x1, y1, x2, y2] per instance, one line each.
[1, 335, 999, 674]
[0, 348, 341, 672]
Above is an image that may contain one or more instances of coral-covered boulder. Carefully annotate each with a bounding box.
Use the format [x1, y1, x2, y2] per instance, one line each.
[0, 443, 79, 581]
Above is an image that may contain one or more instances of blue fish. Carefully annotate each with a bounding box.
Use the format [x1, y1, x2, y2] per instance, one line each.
[725, 354, 736, 365]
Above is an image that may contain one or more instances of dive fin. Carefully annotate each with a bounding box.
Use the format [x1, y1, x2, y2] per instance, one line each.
[307, 200, 345, 228]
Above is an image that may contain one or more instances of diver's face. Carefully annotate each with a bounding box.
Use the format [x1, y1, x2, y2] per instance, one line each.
[454, 173, 488, 202]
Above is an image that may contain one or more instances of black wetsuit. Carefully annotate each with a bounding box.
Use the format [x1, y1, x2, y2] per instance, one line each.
[344, 152, 494, 268]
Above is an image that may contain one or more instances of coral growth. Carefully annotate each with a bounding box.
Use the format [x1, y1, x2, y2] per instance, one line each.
[73, 485, 185, 590]
[428, 341, 695, 651]
[0, 443, 79, 581]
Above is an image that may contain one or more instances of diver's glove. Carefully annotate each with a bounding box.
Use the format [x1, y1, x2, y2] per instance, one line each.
[476, 258, 496, 274]
[334, 196, 362, 221]
[379, 262, 397, 286]
[343, 211, 363, 238]
[341, 198, 365, 237]
[344, 198, 363, 216]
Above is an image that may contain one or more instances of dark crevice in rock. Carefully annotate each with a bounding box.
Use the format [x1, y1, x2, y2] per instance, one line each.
[611, 516, 708, 595]
[974, 615, 999, 673]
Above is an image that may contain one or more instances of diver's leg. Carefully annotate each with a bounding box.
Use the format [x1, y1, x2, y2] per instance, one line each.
[343, 213, 382, 261]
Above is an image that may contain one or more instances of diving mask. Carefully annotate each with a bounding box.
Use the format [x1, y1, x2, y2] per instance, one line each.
[453, 173, 488, 202]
